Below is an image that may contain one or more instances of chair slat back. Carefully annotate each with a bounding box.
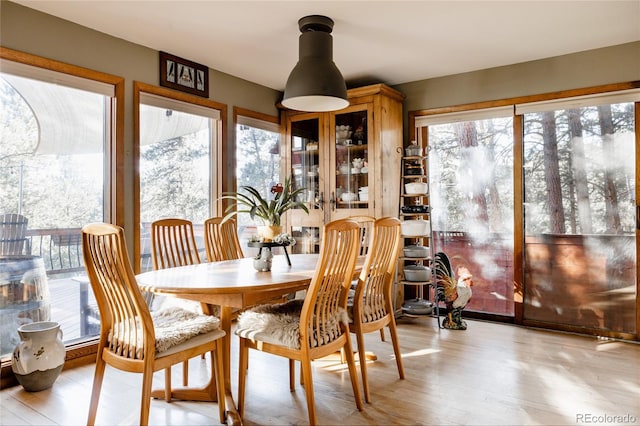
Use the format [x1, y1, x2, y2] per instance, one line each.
[300, 219, 360, 349]
[0, 213, 29, 256]
[204, 217, 244, 262]
[354, 217, 401, 323]
[82, 223, 154, 360]
[151, 218, 201, 270]
[349, 215, 375, 258]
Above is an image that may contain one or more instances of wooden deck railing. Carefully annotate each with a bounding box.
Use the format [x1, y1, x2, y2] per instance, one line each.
[25, 228, 84, 277]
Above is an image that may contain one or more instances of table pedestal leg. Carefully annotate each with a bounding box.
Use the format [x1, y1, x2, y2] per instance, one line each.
[220, 305, 242, 425]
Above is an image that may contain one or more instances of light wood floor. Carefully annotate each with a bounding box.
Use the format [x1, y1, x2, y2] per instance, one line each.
[2, 317, 639, 425]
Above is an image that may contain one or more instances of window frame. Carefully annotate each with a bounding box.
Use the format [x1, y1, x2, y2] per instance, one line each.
[0, 47, 125, 387]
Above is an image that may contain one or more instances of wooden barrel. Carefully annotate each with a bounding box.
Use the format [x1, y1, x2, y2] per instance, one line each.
[0, 255, 50, 356]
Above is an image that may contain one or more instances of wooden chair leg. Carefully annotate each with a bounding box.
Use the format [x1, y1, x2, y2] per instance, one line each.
[87, 356, 107, 425]
[289, 359, 295, 391]
[140, 366, 155, 426]
[355, 329, 371, 403]
[343, 333, 364, 411]
[237, 338, 248, 417]
[379, 328, 385, 342]
[388, 320, 405, 379]
[164, 367, 171, 401]
[213, 348, 226, 424]
[301, 359, 317, 426]
[182, 360, 189, 386]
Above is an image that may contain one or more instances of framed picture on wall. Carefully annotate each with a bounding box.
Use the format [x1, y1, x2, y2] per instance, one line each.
[159, 51, 209, 98]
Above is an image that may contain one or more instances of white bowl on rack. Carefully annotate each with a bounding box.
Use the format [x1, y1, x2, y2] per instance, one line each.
[401, 220, 430, 236]
[405, 182, 428, 194]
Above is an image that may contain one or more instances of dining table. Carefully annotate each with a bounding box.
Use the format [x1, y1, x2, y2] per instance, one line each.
[136, 253, 322, 426]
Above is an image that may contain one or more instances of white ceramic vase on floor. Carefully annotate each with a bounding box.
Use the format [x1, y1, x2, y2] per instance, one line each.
[12, 321, 65, 392]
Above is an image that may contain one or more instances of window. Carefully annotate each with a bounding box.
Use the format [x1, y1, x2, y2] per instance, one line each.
[417, 107, 515, 316]
[519, 90, 638, 334]
[233, 109, 281, 250]
[137, 88, 222, 272]
[0, 54, 122, 360]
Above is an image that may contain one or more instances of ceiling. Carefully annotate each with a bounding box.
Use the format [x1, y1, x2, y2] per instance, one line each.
[12, 1, 640, 91]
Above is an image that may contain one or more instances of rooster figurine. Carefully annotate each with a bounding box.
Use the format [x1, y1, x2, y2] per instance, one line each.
[434, 252, 474, 330]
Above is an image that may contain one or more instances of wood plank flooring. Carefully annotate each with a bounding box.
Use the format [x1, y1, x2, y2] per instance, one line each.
[2, 317, 639, 425]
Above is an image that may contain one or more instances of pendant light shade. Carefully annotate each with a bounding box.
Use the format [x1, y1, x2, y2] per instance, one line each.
[282, 15, 348, 112]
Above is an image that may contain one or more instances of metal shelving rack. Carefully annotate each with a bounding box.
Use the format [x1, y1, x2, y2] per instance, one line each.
[396, 142, 440, 321]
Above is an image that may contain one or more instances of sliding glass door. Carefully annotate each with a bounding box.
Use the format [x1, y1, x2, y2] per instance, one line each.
[521, 99, 637, 334]
[422, 110, 515, 317]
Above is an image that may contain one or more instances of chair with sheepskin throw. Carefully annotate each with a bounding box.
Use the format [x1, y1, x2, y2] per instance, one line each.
[348, 216, 404, 403]
[151, 218, 210, 386]
[82, 223, 226, 426]
[235, 219, 364, 425]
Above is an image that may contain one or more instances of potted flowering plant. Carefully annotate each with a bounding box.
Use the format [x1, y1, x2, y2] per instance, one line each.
[220, 177, 309, 241]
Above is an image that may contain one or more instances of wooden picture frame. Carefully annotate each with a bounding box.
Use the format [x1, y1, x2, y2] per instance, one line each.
[159, 51, 209, 98]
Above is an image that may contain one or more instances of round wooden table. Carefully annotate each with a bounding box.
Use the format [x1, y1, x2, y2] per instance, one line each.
[136, 254, 320, 425]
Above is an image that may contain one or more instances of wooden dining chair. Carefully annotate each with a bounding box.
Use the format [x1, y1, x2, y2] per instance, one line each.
[347, 215, 386, 340]
[348, 216, 404, 402]
[150, 218, 205, 385]
[81, 223, 226, 426]
[235, 219, 363, 425]
[203, 217, 244, 262]
[150, 218, 201, 269]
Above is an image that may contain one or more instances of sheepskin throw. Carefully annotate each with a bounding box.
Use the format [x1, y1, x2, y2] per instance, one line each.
[236, 299, 349, 349]
[152, 307, 220, 353]
[109, 307, 220, 358]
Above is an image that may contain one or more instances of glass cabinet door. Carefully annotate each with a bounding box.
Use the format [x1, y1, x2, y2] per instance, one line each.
[287, 114, 324, 253]
[330, 106, 372, 217]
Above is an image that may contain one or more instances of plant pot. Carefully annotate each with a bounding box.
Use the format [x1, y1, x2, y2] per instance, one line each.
[257, 225, 282, 242]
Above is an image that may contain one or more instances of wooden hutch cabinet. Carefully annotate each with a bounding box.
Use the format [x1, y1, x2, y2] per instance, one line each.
[281, 83, 404, 253]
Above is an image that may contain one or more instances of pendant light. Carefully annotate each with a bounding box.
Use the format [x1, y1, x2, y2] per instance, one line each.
[282, 15, 349, 112]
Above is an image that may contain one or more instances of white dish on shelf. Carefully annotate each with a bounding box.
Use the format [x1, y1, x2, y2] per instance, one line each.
[358, 192, 368, 201]
[405, 182, 428, 194]
[401, 219, 430, 236]
[341, 192, 358, 202]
